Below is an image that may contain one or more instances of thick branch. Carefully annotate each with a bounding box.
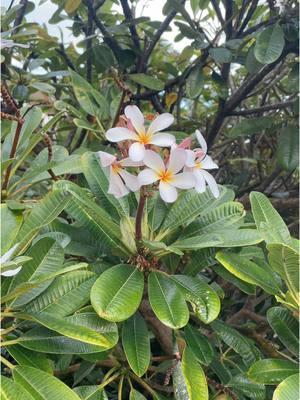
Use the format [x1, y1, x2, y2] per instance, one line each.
[211, 0, 225, 26]
[237, 0, 259, 35]
[13, 0, 28, 30]
[120, 0, 141, 51]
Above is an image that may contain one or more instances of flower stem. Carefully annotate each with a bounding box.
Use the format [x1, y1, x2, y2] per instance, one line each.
[135, 187, 146, 246]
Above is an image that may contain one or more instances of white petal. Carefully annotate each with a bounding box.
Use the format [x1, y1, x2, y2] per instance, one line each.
[147, 113, 174, 135]
[171, 172, 196, 189]
[138, 169, 159, 186]
[108, 169, 129, 198]
[143, 150, 165, 173]
[194, 170, 206, 193]
[124, 105, 145, 134]
[150, 133, 176, 147]
[0, 243, 19, 263]
[201, 155, 219, 170]
[106, 127, 138, 142]
[195, 129, 207, 154]
[119, 158, 144, 167]
[97, 151, 116, 167]
[185, 150, 196, 167]
[129, 142, 146, 162]
[167, 148, 186, 174]
[159, 182, 178, 203]
[119, 170, 140, 192]
[201, 170, 220, 198]
[1, 266, 22, 277]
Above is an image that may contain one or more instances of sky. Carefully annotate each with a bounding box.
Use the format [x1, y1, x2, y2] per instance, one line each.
[2, 0, 192, 51]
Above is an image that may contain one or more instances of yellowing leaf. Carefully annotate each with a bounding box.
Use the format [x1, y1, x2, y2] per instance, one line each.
[166, 92, 178, 108]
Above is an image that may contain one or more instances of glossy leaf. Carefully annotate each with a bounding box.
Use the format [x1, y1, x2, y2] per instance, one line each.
[1, 204, 23, 254]
[277, 126, 299, 171]
[1, 376, 34, 400]
[254, 24, 285, 64]
[182, 346, 208, 400]
[248, 359, 298, 384]
[273, 374, 299, 400]
[129, 73, 164, 90]
[184, 324, 214, 365]
[7, 344, 52, 373]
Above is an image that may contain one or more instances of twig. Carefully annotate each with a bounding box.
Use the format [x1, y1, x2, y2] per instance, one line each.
[13, 0, 28, 30]
[120, 0, 141, 51]
[228, 100, 295, 115]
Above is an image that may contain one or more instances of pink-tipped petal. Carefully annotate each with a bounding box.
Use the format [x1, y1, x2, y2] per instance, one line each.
[147, 113, 174, 135]
[108, 169, 129, 198]
[138, 168, 159, 186]
[201, 170, 220, 198]
[97, 151, 116, 167]
[171, 172, 196, 189]
[185, 149, 196, 167]
[159, 181, 178, 203]
[124, 105, 145, 135]
[150, 132, 176, 147]
[143, 150, 165, 173]
[129, 142, 146, 162]
[167, 148, 186, 174]
[119, 170, 140, 192]
[195, 129, 208, 154]
[178, 136, 192, 149]
[106, 127, 138, 142]
[201, 155, 219, 170]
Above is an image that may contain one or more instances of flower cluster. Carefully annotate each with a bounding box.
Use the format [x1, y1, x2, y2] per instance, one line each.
[98, 105, 219, 203]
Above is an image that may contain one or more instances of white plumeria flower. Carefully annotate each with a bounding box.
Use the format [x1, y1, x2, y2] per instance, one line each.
[0, 243, 22, 277]
[138, 149, 196, 203]
[185, 130, 219, 198]
[106, 105, 176, 162]
[98, 151, 142, 198]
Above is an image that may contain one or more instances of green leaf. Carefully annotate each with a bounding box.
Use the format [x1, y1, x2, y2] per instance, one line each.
[7, 344, 52, 373]
[73, 385, 107, 400]
[227, 374, 265, 400]
[91, 264, 144, 322]
[268, 243, 299, 302]
[213, 264, 256, 295]
[184, 324, 214, 365]
[186, 66, 204, 99]
[148, 271, 189, 329]
[246, 45, 264, 74]
[248, 359, 299, 384]
[216, 251, 280, 295]
[172, 275, 220, 324]
[211, 320, 260, 366]
[273, 374, 299, 400]
[250, 192, 291, 245]
[1, 376, 34, 400]
[228, 116, 273, 138]
[267, 307, 299, 356]
[27, 312, 118, 350]
[122, 312, 151, 376]
[1, 205, 23, 254]
[129, 389, 147, 400]
[81, 152, 129, 219]
[65, 0, 81, 14]
[209, 47, 232, 63]
[182, 346, 208, 400]
[276, 126, 299, 171]
[13, 365, 81, 400]
[14, 189, 71, 253]
[254, 24, 285, 64]
[30, 82, 56, 94]
[129, 74, 165, 90]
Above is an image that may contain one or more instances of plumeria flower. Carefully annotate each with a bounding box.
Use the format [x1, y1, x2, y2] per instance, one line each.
[106, 105, 175, 162]
[98, 151, 142, 198]
[1, 243, 22, 277]
[138, 149, 196, 203]
[185, 130, 219, 198]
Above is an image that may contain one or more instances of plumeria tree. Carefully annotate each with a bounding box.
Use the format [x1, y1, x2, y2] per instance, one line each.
[1, 1, 299, 400]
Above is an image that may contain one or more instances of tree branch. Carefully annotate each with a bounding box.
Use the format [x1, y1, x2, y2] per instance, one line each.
[237, 0, 259, 35]
[120, 0, 141, 51]
[228, 100, 295, 115]
[211, 0, 225, 26]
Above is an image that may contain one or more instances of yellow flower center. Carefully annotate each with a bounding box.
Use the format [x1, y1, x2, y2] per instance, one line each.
[158, 170, 173, 183]
[195, 161, 203, 169]
[111, 163, 121, 174]
[138, 132, 152, 145]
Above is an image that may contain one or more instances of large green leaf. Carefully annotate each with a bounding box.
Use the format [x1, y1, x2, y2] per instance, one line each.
[148, 271, 189, 329]
[91, 264, 144, 322]
[81, 152, 129, 219]
[1, 204, 23, 254]
[211, 320, 260, 367]
[7, 344, 52, 373]
[182, 201, 245, 237]
[268, 243, 299, 302]
[159, 186, 234, 236]
[129, 73, 164, 90]
[186, 66, 204, 99]
[276, 126, 299, 171]
[122, 312, 150, 376]
[250, 192, 291, 245]
[228, 116, 273, 138]
[27, 312, 118, 350]
[14, 189, 71, 252]
[273, 374, 299, 400]
[54, 180, 130, 256]
[1, 376, 34, 400]
[182, 346, 208, 400]
[13, 365, 81, 400]
[227, 374, 265, 400]
[22, 271, 97, 317]
[172, 275, 220, 324]
[184, 324, 214, 365]
[267, 307, 299, 356]
[213, 264, 256, 295]
[254, 24, 285, 64]
[216, 251, 281, 295]
[248, 359, 298, 384]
